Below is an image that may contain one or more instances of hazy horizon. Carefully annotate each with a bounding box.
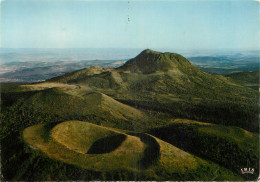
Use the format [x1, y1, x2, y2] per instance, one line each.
[1, 47, 259, 64]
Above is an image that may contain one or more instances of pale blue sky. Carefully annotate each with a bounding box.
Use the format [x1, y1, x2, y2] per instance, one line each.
[1, 0, 259, 50]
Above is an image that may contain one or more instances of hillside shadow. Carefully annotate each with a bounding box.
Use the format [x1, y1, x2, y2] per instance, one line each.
[41, 121, 62, 142]
[87, 134, 127, 154]
[127, 132, 161, 169]
[1, 90, 40, 107]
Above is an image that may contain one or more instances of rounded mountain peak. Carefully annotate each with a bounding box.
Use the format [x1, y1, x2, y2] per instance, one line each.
[118, 49, 192, 74]
[140, 49, 160, 54]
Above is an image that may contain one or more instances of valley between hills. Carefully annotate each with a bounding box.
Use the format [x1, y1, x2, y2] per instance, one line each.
[1, 49, 259, 181]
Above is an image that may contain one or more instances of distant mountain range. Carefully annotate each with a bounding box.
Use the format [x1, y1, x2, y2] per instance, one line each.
[0, 59, 127, 82]
[189, 56, 259, 75]
[0, 49, 258, 82]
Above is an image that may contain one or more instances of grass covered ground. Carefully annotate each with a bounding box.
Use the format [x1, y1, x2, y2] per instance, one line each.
[1, 50, 258, 181]
[149, 119, 259, 180]
[226, 71, 259, 91]
[22, 120, 243, 180]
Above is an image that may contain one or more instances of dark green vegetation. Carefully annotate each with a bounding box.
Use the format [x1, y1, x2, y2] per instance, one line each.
[149, 119, 259, 180]
[46, 49, 258, 132]
[189, 56, 259, 75]
[226, 71, 259, 91]
[1, 49, 258, 181]
[22, 121, 243, 181]
[0, 82, 25, 89]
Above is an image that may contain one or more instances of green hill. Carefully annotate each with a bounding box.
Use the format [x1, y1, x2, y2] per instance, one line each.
[9, 87, 144, 130]
[226, 71, 259, 90]
[22, 120, 242, 180]
[149, 119, 259, 180]
[117, 49, 192, 73]
[1, 49, 258, 181]
[43, 50, 258, 131]
[48, 66, 111, 83]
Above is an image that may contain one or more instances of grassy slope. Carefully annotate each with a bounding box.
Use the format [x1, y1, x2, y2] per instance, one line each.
[0, 82, 25, 89]
[44, 50, 258, 132]
[23, 121, 145, 171]
[47, 66, 111, 83]
[148, 119, 259, 180]
[8, 87, 145, 130]
[226, 71, 259, 84]
[1, 50, 258, 181]
[226, 71, 259, 90]
[23, 120, 242, 181]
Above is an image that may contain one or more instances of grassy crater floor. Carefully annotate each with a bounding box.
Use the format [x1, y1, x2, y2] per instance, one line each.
[23, 120, 242, 180]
